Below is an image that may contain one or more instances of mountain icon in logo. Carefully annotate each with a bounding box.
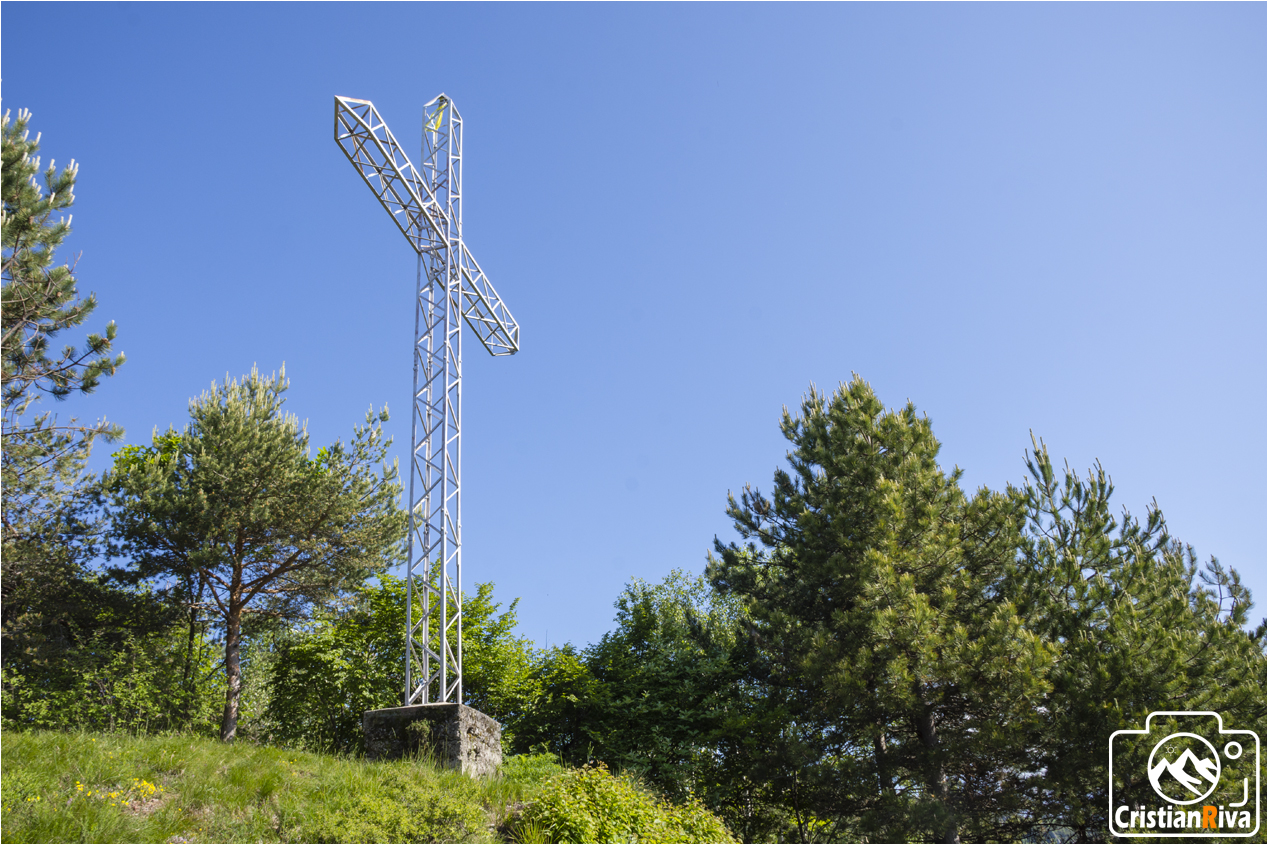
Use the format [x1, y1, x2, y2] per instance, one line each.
[1148, 737, 1221, 803]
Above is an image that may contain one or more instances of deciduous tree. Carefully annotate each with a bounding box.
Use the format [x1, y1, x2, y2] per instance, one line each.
[584, 575, 743, 791]
[264, 574, 539, 754]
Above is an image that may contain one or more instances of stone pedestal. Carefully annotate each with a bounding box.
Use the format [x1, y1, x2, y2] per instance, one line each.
[363, 703, 502, 777]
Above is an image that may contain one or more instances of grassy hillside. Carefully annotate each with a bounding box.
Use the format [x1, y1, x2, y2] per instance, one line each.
[1, 730, 557, 843]
[0, 731, 733, 844]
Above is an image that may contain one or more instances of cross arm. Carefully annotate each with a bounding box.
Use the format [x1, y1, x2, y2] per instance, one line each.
[334, 96, 447, 255]
[459, 244, 520, 356]
[334, 96, 520, 357]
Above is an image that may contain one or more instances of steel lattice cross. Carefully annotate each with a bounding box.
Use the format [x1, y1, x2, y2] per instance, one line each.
[334, 94, 520, 705]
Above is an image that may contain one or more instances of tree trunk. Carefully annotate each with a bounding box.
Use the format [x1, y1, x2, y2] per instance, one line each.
[915, 702, 959, 844]
[791, 769, 807, 844]
[875, 732, 894, 795]
[182, 575, 203, 727]
[220, 602, 243, 742]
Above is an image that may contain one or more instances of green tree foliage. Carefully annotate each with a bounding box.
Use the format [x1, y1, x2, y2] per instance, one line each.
[1013, 438, 1267, 842]
[264, 574, 538, 754]
[106, 367, 406, 742]
[462, 582, 542, 738]
[2, 107, 124, 424]
[506, 571, 792, 841]
[262, 579, 402, 753]
[583, 573, 762, 811]
[2, 107, 123, 552]
[709, 377, 1056, 843]
[1, 618, 222, 735]
[0, 106, 150, 735]
[510, 644, 604, 765]
[694, 377, 1266, 842]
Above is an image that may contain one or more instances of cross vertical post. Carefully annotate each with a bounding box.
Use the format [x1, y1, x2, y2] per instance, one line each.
[414, 94, 464, 705]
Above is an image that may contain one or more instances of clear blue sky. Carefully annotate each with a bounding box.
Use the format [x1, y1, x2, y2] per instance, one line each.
[5, 2, 1264, 647]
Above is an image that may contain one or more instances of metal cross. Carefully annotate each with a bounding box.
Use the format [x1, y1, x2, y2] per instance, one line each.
[334, 94, 520, 705]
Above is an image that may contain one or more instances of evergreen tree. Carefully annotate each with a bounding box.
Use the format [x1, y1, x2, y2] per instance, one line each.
[106, 367, 406, 742]
[2, 107, 131, 719]
[709, 377, 1055, 843]
[1, 106, 124, 456]
[1014, 438, 1267, 842]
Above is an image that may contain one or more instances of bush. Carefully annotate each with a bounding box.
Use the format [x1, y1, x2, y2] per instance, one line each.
[513, 762, 734, 844]
[265, 575, 539, 755]
[1, 623, 221, 736]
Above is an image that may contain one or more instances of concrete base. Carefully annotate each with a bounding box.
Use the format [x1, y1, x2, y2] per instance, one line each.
[363, 703, 502, 777]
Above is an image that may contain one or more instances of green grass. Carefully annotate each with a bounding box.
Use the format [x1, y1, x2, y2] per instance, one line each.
[0, 730, 563, 843]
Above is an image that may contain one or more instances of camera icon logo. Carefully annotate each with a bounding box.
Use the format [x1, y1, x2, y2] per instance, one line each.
[1148, 732, 1221, 804]
[1110, 711, 1261, 838]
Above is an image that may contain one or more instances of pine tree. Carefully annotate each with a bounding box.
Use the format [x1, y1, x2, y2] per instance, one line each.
[107, 367, 407, 741]
[1014, 438, 1267, 842]
[2, 106, 124, 447]
[709, 377, 1055, 842]
[2, 107, 126, 686]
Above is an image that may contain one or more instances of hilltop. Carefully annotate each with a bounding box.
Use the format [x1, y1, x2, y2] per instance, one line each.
[0, 730, 732, 843]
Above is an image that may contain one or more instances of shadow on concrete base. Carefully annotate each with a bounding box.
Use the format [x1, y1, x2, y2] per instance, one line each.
[363, 703, 502, 777]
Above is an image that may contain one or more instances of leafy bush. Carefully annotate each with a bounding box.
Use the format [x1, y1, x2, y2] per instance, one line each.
[513, 762, 734, 844]
[266, 574, 539, 755]
[2, 622, 222, 736]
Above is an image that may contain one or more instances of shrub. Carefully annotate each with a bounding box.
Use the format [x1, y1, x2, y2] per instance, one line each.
[1, 624, 221, 735]
[513, 762, 734, 844]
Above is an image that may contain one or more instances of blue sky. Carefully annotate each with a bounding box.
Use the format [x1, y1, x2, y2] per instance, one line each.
[4, 2, 1264, 648]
